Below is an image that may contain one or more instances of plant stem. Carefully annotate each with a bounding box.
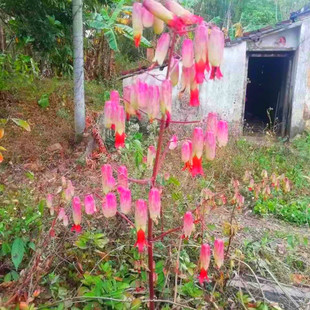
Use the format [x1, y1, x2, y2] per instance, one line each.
[147, 31, 177, 310]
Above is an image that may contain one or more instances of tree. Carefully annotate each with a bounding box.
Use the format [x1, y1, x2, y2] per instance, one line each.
[72, 0, 85, 137]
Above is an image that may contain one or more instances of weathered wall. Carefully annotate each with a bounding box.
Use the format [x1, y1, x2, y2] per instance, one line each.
[290, 18, 310, 137]
[123, 42, 247, 133]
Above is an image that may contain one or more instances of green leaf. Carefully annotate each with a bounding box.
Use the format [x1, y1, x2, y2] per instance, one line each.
[38, 93, 50, 108]
[0, 119, 8, 126]
[25, 171, 34, 180]
[11, 238, 25, 270]
[110, 0, 125, 24]
[104, 29, 118, 51]
[38, 199, 45, 214]
[116, 24, 152, 48]
[11, 118, 31, 132]
[4, 272, 12, 282]
[28, 242, 36, 251]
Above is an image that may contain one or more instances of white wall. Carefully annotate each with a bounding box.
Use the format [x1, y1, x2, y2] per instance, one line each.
[290, 18, 310, 137]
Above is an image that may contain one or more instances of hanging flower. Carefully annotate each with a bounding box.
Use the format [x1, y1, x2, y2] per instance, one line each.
[123, 86, 136, 120]
[136, 79, 148, 109]
[181, 140, 192, 171]
[117, 186, 132, 214]
[115, 105, 126, 148]
[248, 178, 255, 191]
[101, 164, 116, 194]
[205, 131, 216, 161]
[58, 208, 68, 227]
[190, 80, 200, 107]
[194, 23, 209, 84]
[147, 145, 156, 169]
[214, 239, 224, 269]
[110, 90, 120, 105]
[208, 27, 224, 79]
[160, 79, 172, 125]
[147, 85, 160, 122]
[181, 65, 195, 92]
[142, 7, 154, 27]
[191, 127, 204, 176]
[198, 243, 211, 284]
[133, 2, 143, 47]
[148, 188, 161, 223]
[84, 194, 96, 215]
[183, 211, 194, 238]
[165, 0, 202, 25]
[170, 57, 180, 86]
[153, 33, 170, 66]
[283, 177, 290, 193]
[143, 0, 184, 33]
[71, 196, 82, 233]
[182, 38, 194, 68]
[102, 193, 117, 218]
[169, 134, 178, 150]
[134, 199, 148, 252]
[153, 16, 165, 34]
[206, 112, 218, 135]
[217, 120, 228, 147]
[118, 165, 128, 188]
[46, 194, 54, 216]
[103, 100, 118, 130]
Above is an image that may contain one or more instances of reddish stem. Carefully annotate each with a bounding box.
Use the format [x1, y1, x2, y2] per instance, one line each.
[128, 177, 153, 185]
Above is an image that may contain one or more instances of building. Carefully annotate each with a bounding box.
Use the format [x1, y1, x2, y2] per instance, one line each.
[123, 6, 310, 138]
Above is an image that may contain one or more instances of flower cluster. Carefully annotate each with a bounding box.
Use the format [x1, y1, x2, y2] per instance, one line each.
[181, 113, 229, 177]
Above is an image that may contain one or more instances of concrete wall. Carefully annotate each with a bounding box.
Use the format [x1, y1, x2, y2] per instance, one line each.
[123, 42, 248, 133]
[290, 18, 310, 137]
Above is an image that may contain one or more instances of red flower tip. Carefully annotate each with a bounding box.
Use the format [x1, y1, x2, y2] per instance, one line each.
[167, 16, 185, 33]
[182, 161, 191, 171]
[126, 113, 130, 121]
[165, 111, 171, 128]
[134, 34, 141, 48]
[49, 228, 55, 238]
[134, 229, 147, 253]
[195, 61, 206, 84]
[190, 88, 200, 107]
[115, 132, 125, 148]
[210, 66, 223, 80]
[71, 224, 82, 233]
[191, 155, 204, 177]
[198, 268, 209, 285]
[111, 124, 116, 131]
[248, 187, 253, 191]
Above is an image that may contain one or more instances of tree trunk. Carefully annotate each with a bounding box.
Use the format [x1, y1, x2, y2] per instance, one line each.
[72, 0, 85, 138]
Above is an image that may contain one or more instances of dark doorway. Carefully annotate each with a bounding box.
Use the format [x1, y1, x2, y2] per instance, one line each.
[244, 52, 293, 136]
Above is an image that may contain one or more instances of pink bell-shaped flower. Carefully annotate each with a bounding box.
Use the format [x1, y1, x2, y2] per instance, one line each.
[191, 127, 204, 176]
[46, 194, 54, 216]
[136, 79, 148, 109]
[84, 194, 96, 215]
[198, 243, 211, 284]
[147, 85, 160, 122]
[283, 177, 290, 193]
[110, 90, 120, 105]
[143, 0, 184, 33]
[183, 211, 194, 238]
[206, 112, 218, 135]
[169, 134, 178, 150]
[101, 164, 116, 194]
[160, 79, 172, 124]
[58, 208, 68, 227]
[181, 64, 195, 92]
[214, 239, 224, 269]
[182, 39, 194, 68]
[153, 16, 165, 34]
[217, 120, 228, 147]
[181, 140, 192, 171]
[153, 33, 170, 66]
[208, 27, 224, 80]
[117, 186, 132, 214]
[123, 86, 136, 120]
[117, 165, 128, 188]
[170, 57, 179, 86]
[190, 80, 200, 107]
[102, 192, 117, 218]
[147, 145, 156, 168]
[165, 0, 202, 25]
[134, 199, 148, 252]
[115, 105, 126, 148]
[103, 100, 118, 130]
[194, 23, 209, 84]
[71, 196, 82, 233]
[205, 131, 216, 161]
[148, 188, 161, 223]
[133, 2, 143, 47]
[142, 7, 154, 27]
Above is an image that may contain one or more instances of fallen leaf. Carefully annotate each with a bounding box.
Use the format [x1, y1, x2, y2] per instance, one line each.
[0, 128, 4, 139]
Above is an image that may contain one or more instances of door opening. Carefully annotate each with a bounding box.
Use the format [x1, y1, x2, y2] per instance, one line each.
[244, 52, 293, 136]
